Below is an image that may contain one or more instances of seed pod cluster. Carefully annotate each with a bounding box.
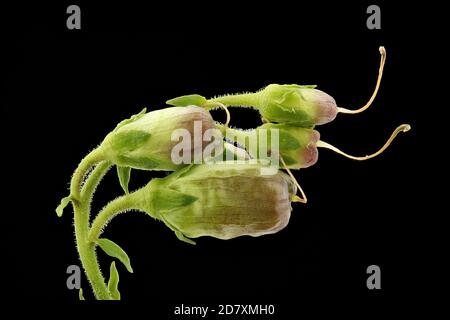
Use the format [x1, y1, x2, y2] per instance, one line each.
[167, 46, 410, 171]
[57, 46, 410, 300]
[136, 163, 297, 242]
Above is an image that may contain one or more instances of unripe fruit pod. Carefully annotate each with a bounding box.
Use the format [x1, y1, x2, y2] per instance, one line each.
[166, 85, 337, 128]
[223, 123, 320, 169]
[138, 163, 297, 241]
[195, 84, 338, 128]
[255, 84, 337, 127]
[260, 123, 320, 169]
[100, 106, 218, 171]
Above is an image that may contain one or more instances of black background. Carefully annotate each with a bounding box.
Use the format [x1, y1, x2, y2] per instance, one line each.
[3, 1, 422, 316]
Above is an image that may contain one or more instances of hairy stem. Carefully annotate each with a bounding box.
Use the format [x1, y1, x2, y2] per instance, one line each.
[211, 92, 260, 108]
[70, 147, 105, 201]
[88, 191, 143, 243]
[74, 201, 111, 300]
[73, 160, 112, 300]
[81, 161, 113, 205]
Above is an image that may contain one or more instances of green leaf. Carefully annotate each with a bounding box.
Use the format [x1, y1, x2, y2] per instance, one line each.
[166, 94, 207, 107]
[158, 214, 197, 245]
[114, 108, 147, 131]
[97, 238, 133, 273]
[117, 166, 131, 194]
[108, 261, 120, 300]
[56, 195, 72, 217]
[175, 230, 196, 245]
[281, 84, 317, 89]
[110, 130, 151, 153]
[79, 288, 85, 300]
[152, 189, 198, 213]
[116, 155, 160, 170]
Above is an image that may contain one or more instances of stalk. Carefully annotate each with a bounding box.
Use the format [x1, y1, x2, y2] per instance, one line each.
[71, 155, 112, 300]
[88, 192, 142, 243]
[210, 92, 260, 108]
[70, 147, 105, 201]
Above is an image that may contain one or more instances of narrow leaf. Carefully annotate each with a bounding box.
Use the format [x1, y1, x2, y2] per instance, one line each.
[97, 238, 133, 273]
[117, 166, 131, 194]
[281, 84, 317, 89]
[108, 261, 120, 300]
[56, 195, 72, 217]
[175, 231, 196, 245]
[79, 288, 85, 300]
[116, 155, 160, 170]
[114, 108, 147, 131]
[291, 195, 304, 203]
[110, 130, 151, 152]
[166, 94, 207, 107]
[152, 189, 198, 213]
[158, 215, 196, 245]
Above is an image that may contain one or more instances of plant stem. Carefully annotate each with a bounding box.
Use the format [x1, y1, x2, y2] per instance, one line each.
[210, 92, 260, 108]
[74, 201, 111, 300]
[81, 161, 112, 205]
[70, 147, 105, 201]
[73, 159, 112, 300]
[88, 191, 142, 243]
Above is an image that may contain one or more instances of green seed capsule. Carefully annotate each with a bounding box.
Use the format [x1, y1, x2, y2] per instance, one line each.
[220, 123, 411, 170]
[165, 85, 342, 127]
[137, 163, 297, 241]
[210, 84, 337, 127]
[253, 84, 337, 126]
[223, 123, 320, 169]
[100, 106, 218, 170]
